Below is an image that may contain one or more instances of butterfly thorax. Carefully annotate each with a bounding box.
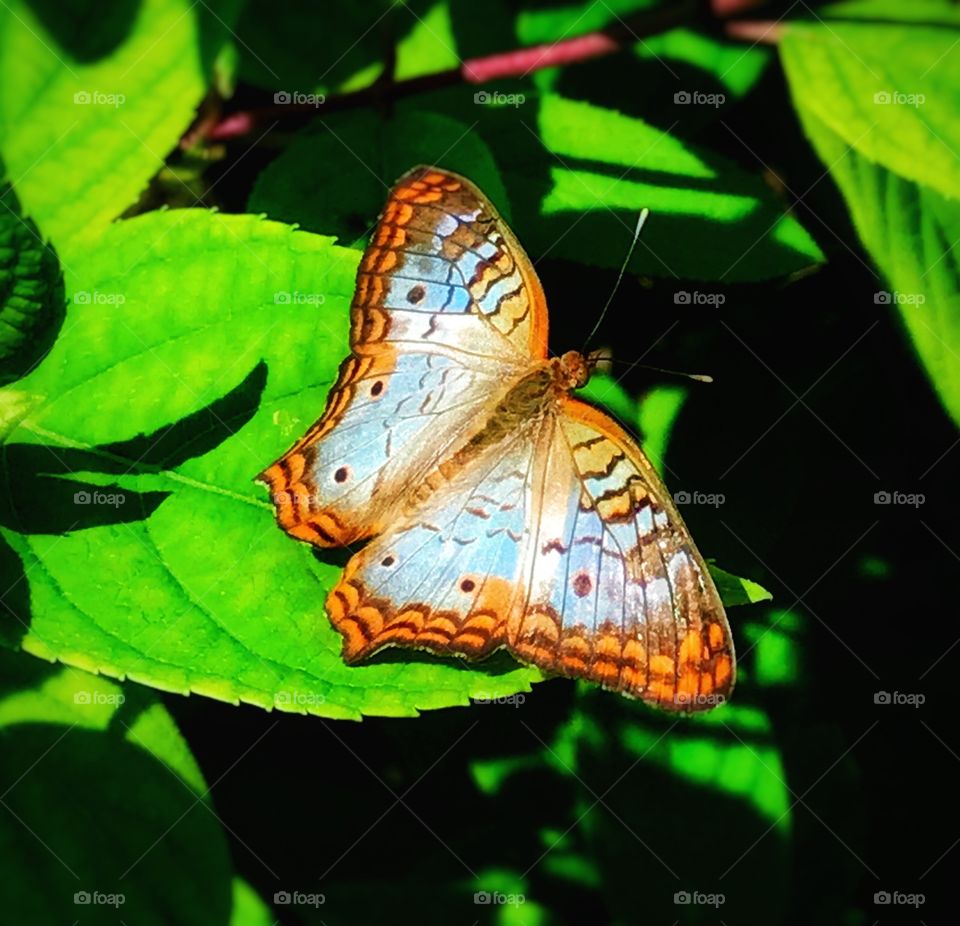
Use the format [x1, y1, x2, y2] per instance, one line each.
[475, 351, 588, 444]
[415, 351, 589, 502]
[555, 350, 590, 390]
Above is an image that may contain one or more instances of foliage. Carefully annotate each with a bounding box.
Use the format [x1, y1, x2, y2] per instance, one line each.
[781, 0, 960, 427]
[0, 0, 953, 924]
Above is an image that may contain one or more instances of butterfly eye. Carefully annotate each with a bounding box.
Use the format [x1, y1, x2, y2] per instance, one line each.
[381, 555, 395, 567]
[459, 578, 476, 593]
[572, 573, 593, 597]
[333, 466, 350, 483]
[406, 284, 426, 305]
[370, 380, 384, 397]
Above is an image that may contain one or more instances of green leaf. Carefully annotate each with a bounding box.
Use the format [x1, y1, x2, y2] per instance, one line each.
[709, 562, 774, 607]
[550, 687, 793, 924]
[232, 0, 505, 94]
[229, 879, 276, 926]
[394, 1, 459, 80]
[0, 648, 232, 925]
[633, 27, 771, 99]
[742, 608, 803, 687]
[516, 0, 661, 43]
[0, 180, 64, 385]
[514, 93, 822, 280]
[233, 0, 394, 93]
[819, 0, 960, 25]
[781, 17, 960, 426]
[0, 208, 539, 719]
[248, 108, 511, 250]
[0, 0, 239, 263]
[249, 96, 823, 282]
[781, 14, 960, 200]
[635, 383, 687, 475]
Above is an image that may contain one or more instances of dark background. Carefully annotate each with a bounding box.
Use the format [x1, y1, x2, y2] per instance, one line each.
[2, 0, 955, 923]
[162, 8, 956, 921]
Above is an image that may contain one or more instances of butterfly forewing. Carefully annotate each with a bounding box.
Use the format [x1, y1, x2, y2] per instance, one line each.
[259, 167, 549, 547]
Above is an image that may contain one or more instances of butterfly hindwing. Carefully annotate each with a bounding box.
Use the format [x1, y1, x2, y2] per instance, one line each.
[327, 431, 537, 661]
[260, 167, 549, 546]
[326, 392, 734, 711]
[511, 398, 734, 710]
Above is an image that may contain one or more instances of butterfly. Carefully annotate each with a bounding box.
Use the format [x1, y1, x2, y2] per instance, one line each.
[259, 166, 735, 711]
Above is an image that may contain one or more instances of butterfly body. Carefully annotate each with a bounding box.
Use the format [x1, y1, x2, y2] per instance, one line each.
[260, 167, 735, 711]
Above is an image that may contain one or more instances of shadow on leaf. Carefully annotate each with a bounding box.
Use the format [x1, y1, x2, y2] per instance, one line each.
[0, 362, 267, 643]
[23, 0, 141, 62]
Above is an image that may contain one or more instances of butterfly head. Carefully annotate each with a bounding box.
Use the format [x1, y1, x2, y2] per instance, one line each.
[555, 350, 590, 391]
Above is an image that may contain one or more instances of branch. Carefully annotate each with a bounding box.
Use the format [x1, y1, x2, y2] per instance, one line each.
[196, 0, 773, 145]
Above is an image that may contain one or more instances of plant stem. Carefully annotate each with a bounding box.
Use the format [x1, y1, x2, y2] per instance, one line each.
[198, 0, 774, 144]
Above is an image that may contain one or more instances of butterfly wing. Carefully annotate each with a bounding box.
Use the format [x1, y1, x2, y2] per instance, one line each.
[512, 397, 735, 710]
[259, 167, 550, 547]
[327, 430, 537, 662]
[327, 393, 734, 712]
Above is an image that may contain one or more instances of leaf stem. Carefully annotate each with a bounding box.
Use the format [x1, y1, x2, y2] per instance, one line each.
[194, 0, 785, 145]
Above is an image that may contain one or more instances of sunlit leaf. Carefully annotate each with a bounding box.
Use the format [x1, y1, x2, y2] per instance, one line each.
[0, 208, 543, 718]
[782, 10, 960, 199]
[782, 11, 960, 426]
[250, 95, 822, 283]
[0, 0, 240, 264]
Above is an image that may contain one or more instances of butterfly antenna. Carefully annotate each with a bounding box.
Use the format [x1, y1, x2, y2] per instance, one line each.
[636, 363, 713, 384]
[582, 208, 651, 353]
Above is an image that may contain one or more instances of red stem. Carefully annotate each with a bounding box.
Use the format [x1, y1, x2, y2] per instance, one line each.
[198, 0, 773, 145]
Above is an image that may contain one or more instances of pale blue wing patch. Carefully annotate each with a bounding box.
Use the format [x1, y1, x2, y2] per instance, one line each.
[344, 436, 536, 622]
[304, 351, 499, 521]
